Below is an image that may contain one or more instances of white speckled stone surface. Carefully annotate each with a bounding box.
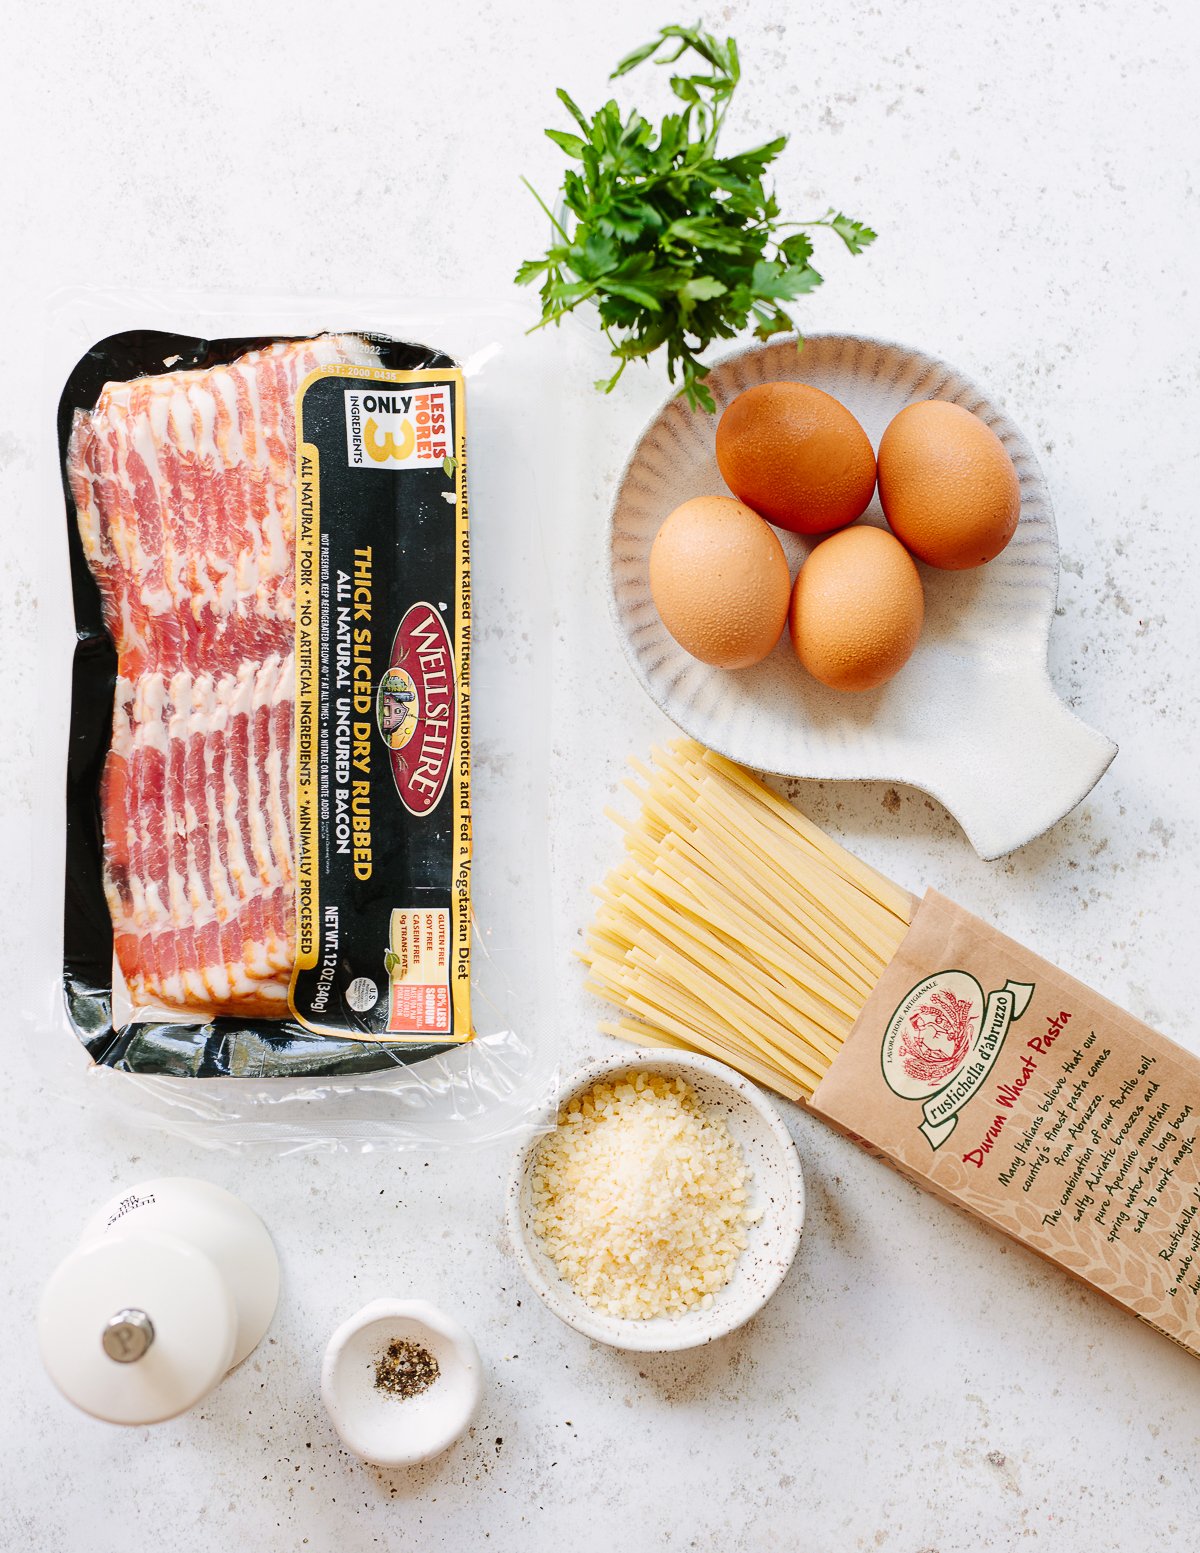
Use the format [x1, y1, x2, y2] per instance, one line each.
[2, 3, 1199, 1547]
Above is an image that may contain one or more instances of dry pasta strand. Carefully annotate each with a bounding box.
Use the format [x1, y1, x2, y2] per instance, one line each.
[597, 1018, 809, 1105]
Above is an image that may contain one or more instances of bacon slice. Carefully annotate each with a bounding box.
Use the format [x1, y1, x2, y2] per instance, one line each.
[69, 334, 378, 1020]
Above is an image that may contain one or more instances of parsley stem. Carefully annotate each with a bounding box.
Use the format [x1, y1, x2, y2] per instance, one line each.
[520, 176, 571, 244]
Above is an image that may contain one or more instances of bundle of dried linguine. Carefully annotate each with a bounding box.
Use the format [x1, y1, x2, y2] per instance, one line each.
[581, 739, 913, 1103]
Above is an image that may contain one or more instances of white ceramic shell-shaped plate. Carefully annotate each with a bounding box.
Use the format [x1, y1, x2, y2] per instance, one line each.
[610, 335, 1117, 859]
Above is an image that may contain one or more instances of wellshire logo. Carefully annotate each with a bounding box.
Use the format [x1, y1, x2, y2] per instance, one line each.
[382, 603, 456, 817]
[881, 969, 1035, 1150]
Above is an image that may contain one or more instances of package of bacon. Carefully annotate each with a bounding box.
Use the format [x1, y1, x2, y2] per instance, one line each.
[59, 329, 474, 1079]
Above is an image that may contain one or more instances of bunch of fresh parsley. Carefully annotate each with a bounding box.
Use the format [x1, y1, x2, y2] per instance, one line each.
[515, 24, 876, 413]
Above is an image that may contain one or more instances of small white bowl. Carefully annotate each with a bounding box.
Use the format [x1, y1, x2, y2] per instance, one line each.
[506, 1050, 805, 1352]
[320, 1298, 482, 1467]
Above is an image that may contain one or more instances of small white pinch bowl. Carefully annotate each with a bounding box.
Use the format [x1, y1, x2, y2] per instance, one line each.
[321, 1298, 482, 1467]
[506, 1051, 805, 1352]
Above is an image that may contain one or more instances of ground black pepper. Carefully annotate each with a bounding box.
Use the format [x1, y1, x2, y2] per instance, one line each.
[373, 1338, 440, 1400]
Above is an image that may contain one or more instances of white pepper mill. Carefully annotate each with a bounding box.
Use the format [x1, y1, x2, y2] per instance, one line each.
[37, 1177, 279, 1426]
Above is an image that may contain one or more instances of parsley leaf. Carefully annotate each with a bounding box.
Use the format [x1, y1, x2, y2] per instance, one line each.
[515, 23, 876, 411]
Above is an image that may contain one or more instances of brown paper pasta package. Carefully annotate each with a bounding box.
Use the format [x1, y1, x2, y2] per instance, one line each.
[809, 889, 1200, 1356]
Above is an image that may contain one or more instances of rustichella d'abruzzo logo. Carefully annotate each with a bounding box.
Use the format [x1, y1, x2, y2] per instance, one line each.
[881, 969, 1035, 1149]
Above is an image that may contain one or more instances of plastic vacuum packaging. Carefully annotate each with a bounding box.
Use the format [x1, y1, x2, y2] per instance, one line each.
[33, 291, 556, 1151]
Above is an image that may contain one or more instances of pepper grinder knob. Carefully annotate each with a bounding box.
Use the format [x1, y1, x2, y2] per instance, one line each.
[102, 1308, 155, 1363]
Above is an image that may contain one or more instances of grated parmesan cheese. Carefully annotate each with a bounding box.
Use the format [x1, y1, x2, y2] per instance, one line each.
[529, 1071, 760, 1320]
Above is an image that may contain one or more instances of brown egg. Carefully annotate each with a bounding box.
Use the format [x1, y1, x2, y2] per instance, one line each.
[649, 496, 791, 669]
[715, 381, 877, 535]
[877, 400, 1020, 569]
[789, 525, 924, 692]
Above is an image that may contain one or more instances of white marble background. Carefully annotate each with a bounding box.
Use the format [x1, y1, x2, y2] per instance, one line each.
[2, 1, 1199, 1547]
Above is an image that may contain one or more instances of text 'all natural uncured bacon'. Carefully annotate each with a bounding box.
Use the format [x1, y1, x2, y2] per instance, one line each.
[67, 335, 380, 1018]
